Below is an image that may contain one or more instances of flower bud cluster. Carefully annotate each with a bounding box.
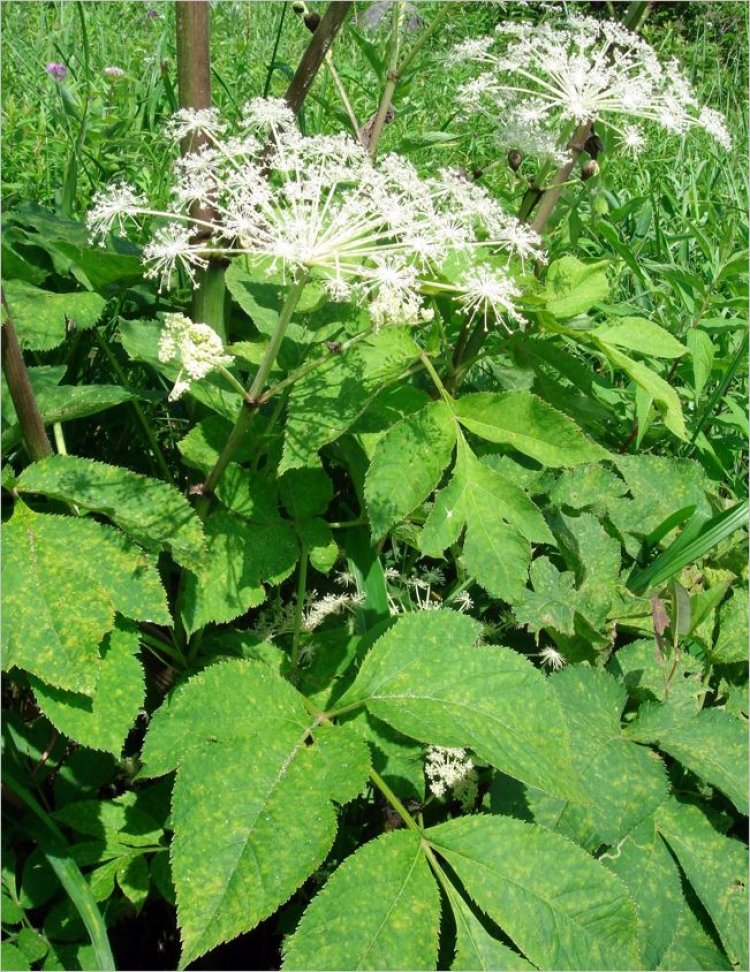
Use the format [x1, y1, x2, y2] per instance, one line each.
[451, 13, 732, 161]
[157, 312, 233, 400]
[88, 97, 541, 331]
[425, 745, 478, 804]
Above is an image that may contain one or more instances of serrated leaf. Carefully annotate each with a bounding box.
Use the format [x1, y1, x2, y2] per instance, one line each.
[550, 510, 623, 629]
[279, 466, 333, 520]
[527, 666, 669, 850]
[177, 415, 255, 472]
[592, 317, 687, 358]
[427, 815, 640, 971]
[625, 704, 748, 815]
[116, 855, 150, 912]
[31, 620, 145, 756]
[606, 638, 706, 710]
[336, 610, 585, 802]
[16, 454, 204, 571]
[365, 400, 456, 539]
[712, 591, 748, 663]
[297, 517, 338, 574]
[2, 280, 105, 350]
[455, 392, 608, 467]
[658, 895, 733, 971]
[600, 816, 684, 968]
[513, 557, 578, 634]
[449, 887, 534, 971]
[543, 256, 609, 319]
[181, 509, 297, 634]
[141, 661, 369, 967]
[599, 344, 687, 440]
[283, 830, 440, 971]
[281, 327, 419, 471]
[214, 464, 279, 522]
[422, 441, 549, 602]
[686, 329, 714, 400]
[656, 797, 748, 969]
[2, 503, 111, 693]
[343, 709, 426, 801]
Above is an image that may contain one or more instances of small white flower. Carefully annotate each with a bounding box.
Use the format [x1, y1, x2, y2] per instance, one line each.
[165, 107, 226, 143]
[453, 591, 474, 613]
[142, 224, 210, 291]
[454, 265, 526, 332]
[242, 96, 296, 132]
[87, 182, 146, 240]
[538, 645, 566, 671]
[157, 313, 233, 401]
[425, 746, 476, 800]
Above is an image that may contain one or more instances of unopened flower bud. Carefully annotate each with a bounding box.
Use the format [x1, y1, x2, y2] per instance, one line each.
[507, 148, 523, 172]
[304, 10, 321, 32]
[581, 160, 600, 181]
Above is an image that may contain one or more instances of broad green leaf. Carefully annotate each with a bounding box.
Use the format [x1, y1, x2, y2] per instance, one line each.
[2, 280, 105, 351]
[2, 385, 136, 452]
[686, 329, 715, 400]
[180, 509, 297, 634]
[116, 856, 150, 912]
[297, 517, 338, 574]
[422, 441, 549, 602]
[2, 504, 112, 693]
[1, 364, 66, 423]
[31, 620, 145, 756]
[513, 557, 578, 634]
[606, 639, 706, 711]
[225, 262, 287, 337]
[365, 400, 456, 539]
[598, 344, 687, 440]
[600, 816, 683, 969]
[625, 704, 748, 815]
[343, 709, 426, 801]
[543, 256, 609, 319]
[16, 927, 48, 965]
[16, 455, 204, 571]
[177, 415, 256, 472]
[448, 885, 534, 971]
[336, 610, 585, 802]
[549, 463, 628, 514]
[281, 327, 420, 471]
[427, 815, 640, 971]
[658, 896, 733, 971]
[528, 666, 669, 850]
[711, 591, 748, 663]
[656, 797, 748, 969]
[279, 466, 333, 520]
[141, 661, 369, 967]
[52, 791, 163, 847]
[214, 464, 279, 522]
[283, 830, 439, 971]
[455, 392, 608, 466]
[592, 317, 687, 358]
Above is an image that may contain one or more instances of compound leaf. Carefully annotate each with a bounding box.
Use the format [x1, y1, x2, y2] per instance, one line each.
[283, 830, 439, 971]
[2, 280, 105, 351]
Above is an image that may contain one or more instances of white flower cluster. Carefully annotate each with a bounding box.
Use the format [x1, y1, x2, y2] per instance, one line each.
[157, 312, 233, 400]
[452, 13, 732, 160]
[425, 746, 478, 807]
[88, 97, 541, 331]
[251, 586, 364, 643]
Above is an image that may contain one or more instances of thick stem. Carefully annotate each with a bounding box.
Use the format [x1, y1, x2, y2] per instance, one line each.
[201, 277, 307, 497]
[530, 122, 592, 235]
[192, 260, 228, 343]
[1, 294, 53, 461]
[284, 1, 354, 117]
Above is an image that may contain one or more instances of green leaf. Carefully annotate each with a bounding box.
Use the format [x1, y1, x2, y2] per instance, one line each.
[16, 927, 49, 964]
[279, 466, 333, 520]
[686, 329, 715, 400]
[177, 415, 256, 473]
[592, 317, 687, 358]
[31, 620, 145, 756]
[600, 816, 684, 969]
[281, 327, 420, 471]
[712, 590, 748, 663]
[283, 830, 440, 971]
[656, 797, 748, 969]
[181, 509, 298, 634]
[658, 896, 733, 971]
[422, 441, 549, 602]
[365, 400, 456, 539]
[606, 639, 706, 710]
[427, 815, 640, 971]
[543, 256, 609, 319]
[335, 610, 586, 802]
[214, 464, 279, 522]
[116, 855, 150, 912]
[16, 455, 204, 571]
[625, 705, 748, 815]
[2, 504, 112, 693]
[2, 384, 136, 452]
[2, 280, 105, 351]
[141, 661, 369, 967]
[297, 517, 338, 574]
[598, 344, 687, 440]
[455, 392, 608, 467]
[513, 557, 578, 634]
[448, 886, 534, 971]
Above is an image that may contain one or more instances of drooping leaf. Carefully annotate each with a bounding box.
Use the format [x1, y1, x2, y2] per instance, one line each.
[335, 610, 586, 802]
[427, 815, 640, 971]
[281, 327, 420, 471]
[598, 343, 687, 440]
[16, 455, 204, 571]
[365, 400, 456, 539]
[448, 884, 534, 971]
[180, 508, 298, 635]
[30, 620, 145, 756]
[625, 704, 748, 815]
[455, 392, 608, 467]
[543, 255, 610, 319]
[2, 280, 105, 351]
[527, 666, 669, 850]
[592, 317, 687, 359]
[656, 797, 748, 970]
[600, 816, 684, 969]
[283, 830, 440, 971]
[141, 661, 370, 968]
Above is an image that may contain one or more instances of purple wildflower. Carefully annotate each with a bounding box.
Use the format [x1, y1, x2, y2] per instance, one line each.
[46, 62, 68, 81]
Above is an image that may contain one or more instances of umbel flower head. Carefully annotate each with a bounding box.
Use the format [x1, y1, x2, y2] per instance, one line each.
[451, 13, 732, 159]
[87, 97, 541, 332]
[157, 313, 233, 400]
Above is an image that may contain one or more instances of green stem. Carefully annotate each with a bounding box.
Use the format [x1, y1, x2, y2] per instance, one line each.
[290, 543, 309, 673]
[367, 1, 405, 158]
[368, 766, 423, 834]
[396, 2, 454, 79]
[420, 351, 453, 407]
